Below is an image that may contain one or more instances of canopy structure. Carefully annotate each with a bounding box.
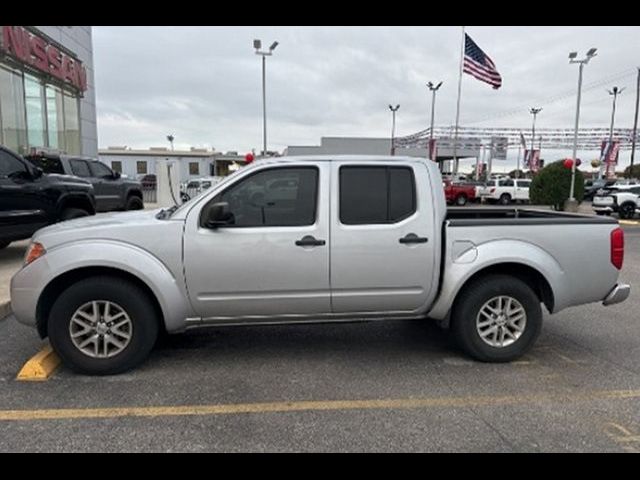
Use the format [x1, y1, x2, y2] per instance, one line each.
[395, 126, 638, 153]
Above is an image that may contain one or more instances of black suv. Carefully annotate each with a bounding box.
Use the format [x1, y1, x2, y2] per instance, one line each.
[1, 146, 96, 249]
[26, 152, 144, 212]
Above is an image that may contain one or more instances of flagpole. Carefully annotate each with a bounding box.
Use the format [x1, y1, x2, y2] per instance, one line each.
[452, 26, 465, 175]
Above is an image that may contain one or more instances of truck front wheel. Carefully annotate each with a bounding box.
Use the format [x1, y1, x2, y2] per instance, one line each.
[48, 276, 159, 375]
[451, 274, 542, 362]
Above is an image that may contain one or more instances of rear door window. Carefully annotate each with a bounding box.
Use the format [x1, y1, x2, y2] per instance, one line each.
[340, 166, 416, 225]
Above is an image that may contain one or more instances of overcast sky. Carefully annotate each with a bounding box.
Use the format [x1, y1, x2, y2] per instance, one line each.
[93, 26, 640, 171]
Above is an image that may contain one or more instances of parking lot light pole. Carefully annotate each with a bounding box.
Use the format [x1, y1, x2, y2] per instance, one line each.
[254, 39, 279, 158]
[389, 104, 400, 155]
[166, 135, 174, 151]
[604, 86, 625, 179]
[567, 48, 597, 210]
[427, 81, 443, 166]
[528, 108, 542, 177]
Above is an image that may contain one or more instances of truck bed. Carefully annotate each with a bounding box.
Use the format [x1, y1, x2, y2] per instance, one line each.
[446, 207, 618, 226]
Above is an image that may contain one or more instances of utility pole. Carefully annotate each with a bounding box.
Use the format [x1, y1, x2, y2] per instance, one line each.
[630, 68, 640, 178]
[389, 104, 400, 155]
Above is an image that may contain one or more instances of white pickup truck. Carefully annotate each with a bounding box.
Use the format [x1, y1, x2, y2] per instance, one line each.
[482, 178, 531, 204]
[11, 156, 630, 375]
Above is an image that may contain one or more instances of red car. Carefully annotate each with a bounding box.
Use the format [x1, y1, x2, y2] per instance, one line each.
[443, 180, 476, 206]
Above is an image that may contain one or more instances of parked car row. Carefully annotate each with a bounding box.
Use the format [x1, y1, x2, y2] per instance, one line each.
[1, 145, 146, 249]
[1, 146, 96, 249]
[442, 178, 531, 206]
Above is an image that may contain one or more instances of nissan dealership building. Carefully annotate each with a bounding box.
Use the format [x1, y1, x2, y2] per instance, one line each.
[0, 26, 97, 157]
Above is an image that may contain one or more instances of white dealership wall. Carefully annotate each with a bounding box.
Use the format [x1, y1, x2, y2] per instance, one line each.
[33, 26, 98, 157]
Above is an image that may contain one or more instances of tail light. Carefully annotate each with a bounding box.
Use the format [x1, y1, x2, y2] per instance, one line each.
[611, 227, 624, 270]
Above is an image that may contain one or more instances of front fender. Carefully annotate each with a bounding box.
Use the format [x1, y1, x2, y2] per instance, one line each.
[428, 239, 564, 320]
[12, 240, 192, 332]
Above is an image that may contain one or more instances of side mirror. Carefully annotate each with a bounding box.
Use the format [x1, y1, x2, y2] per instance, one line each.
[113, 171, 121, 179]
[204, 202, 234, 228]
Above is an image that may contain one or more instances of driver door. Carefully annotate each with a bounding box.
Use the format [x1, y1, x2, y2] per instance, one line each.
[183, 163, 331, 320]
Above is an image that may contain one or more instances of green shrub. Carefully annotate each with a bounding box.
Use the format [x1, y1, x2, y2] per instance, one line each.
[530, 160, 584, 210]
[623, 164, 640, 179]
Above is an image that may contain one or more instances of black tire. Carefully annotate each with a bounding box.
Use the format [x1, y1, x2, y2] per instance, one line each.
[456, 195, 468, 206]
[499, 193, 511, 205]
[125, 195, 144, 210]
[60, 208, 90, 221]
[618, 202, 636, 220]
[48, 276, 159, 375]
[0, 241, 10, 250]
[451, 274, 542, 363]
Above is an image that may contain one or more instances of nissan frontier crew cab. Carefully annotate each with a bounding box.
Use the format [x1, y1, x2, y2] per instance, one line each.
[10, 156, 630, 375]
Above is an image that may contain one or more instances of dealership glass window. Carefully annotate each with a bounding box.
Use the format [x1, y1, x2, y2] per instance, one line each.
[63, 93, 80, 155]
[24, 74, 46, 149]
[111, 161, 122, 173]
[0, 66, 28, 153]
[137, 161, 148, 174]
[189, 162, 199, 175]
[46, 86, 65, 150]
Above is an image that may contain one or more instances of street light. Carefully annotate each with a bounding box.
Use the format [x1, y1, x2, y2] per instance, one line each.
[528, 107, 542, 178]
[427, 81, 443, 165]
[166, 134, 175, 151]
[389, 104, 400, 156]
[567, 48, 597, 210]
[604, 86, 625, 178]
[254, 38, 279, 157]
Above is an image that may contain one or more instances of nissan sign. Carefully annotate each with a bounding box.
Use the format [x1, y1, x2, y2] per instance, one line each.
[0, 26, 87, 93]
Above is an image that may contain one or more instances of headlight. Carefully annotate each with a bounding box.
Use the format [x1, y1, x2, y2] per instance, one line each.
[24, 242, 46, 266]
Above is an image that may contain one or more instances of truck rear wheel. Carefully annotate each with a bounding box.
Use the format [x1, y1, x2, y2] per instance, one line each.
[126, 195, 144, 210]
[451, 274, 542, 362]
[48, 276, 159, 375]
[499, 193, 511, 205]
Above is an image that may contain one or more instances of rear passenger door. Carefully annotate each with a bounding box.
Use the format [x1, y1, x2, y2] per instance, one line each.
[89, 161, 122, 210]
[330, 162, 437, 314]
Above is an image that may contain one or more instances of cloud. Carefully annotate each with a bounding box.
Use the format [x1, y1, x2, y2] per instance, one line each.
[94, 26, 640, 169]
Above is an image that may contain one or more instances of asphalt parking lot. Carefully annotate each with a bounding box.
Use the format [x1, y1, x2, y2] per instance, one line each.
[1, 223, 639, 452]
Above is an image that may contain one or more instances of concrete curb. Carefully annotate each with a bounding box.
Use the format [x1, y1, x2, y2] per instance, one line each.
[0, 300, 11, 320]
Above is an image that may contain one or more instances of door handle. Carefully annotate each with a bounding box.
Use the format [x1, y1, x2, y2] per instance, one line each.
[295, 235, 326, 247]
[399, 233, 429, 244]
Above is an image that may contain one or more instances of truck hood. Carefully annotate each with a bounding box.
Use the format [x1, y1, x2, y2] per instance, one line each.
[33, 209, 184, 250]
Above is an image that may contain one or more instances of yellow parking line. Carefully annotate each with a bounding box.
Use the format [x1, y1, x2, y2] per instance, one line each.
[16, 344, 61, 382]
[1, 388, 639, 422]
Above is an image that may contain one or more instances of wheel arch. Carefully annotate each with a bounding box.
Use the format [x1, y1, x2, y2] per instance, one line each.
[36, 266, 165, 338]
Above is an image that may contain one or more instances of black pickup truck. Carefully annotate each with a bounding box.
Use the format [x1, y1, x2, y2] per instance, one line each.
[26, 152, 144, 212]
[0, 146, 96, 249]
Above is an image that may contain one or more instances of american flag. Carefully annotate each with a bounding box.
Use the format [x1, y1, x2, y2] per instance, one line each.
[463, 34, 502, 89]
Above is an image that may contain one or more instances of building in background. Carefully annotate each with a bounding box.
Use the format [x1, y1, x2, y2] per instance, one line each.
[285, 136, 480, 161]
[0, 26, 97, 157]
[98, 147, 249, 181]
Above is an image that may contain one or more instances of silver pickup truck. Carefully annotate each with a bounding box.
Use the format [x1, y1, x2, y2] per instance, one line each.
[10, 156, 630, 375]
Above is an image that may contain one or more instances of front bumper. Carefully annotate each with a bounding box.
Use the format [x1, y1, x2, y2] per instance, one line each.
[602, 283, 631, 306]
